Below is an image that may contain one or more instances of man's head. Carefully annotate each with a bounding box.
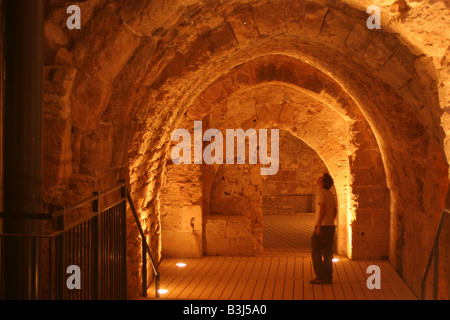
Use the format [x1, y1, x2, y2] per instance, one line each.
[317, 173, 334, 190]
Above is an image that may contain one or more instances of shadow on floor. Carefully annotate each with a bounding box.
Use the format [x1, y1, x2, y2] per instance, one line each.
[263, 213, 315, 256]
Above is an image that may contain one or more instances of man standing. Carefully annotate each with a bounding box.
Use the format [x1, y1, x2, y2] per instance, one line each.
[310, 173, 337, 284]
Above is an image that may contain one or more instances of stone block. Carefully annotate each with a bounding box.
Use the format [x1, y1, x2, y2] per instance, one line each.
[164, 162, 202, 183]
[44, 66, 77, 97]
[226, 217, 252, 239]
[241, 183, 261, 198]
[352, 149, 382, 169]
[181, 205, 202, 232]
[301, 125, 329, 149]
[351, 208, 373, 226]
[228, 238, 256, 256]
[44, 153, 72, 187]
[111, 125, 129, 168]
[44, 18, 71, 50]
[206, 23, 238, 54]
[352, 186, 390, 209]
[351, 168, 371, 186]
[161, 208, 183, 231]
[204, 238, 230, 256]
[316, 140, 346, 162]
[283, 0, 306, 34]
[294, 196, 315, 213]
[319, 9, 354, 45]
[162, 205, 202, 233]
[127, 0, 184, 36]
[192, 6, 225, 35]
[363, 33, 398, 69]
[262, 182, 277, 195]
[205, 218, 227, 239]
[252, 1, 287, 36]
[344, 23, 373, 56]
[151, 53, 189, 90]
[120, 37, 158, 85]
[55, 48, 75, 67]
[267, 170, 297, 182]
[372, 208, 390, 228]
[370, 165, 387, 186]
[227, 5, 260, 43]
[262, 195, 278, 208]
[381, 46, 416, 88]
[163, 181, 202, 205]
[276, 182, 300, 195]
[79, 123, 114, 175]
[255, 98, 283, 125]
[249, 166, 263, 185]
[311, 156, 328, 175]
[297, 152, 314, 171]
[71, 72, 112, 130]
[43, 115, 72, 157]
[162, 231, 202, 258]
[278, 102, 298, 127]
[72, 7, 141, 82]
[399, 76, 427, 107]
[350, 226, 389, 260]
[302, 1, 328, 34]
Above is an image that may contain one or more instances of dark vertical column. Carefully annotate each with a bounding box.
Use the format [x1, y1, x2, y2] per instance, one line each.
[2, 0, 44, 299]
[0, 0, 3, 299]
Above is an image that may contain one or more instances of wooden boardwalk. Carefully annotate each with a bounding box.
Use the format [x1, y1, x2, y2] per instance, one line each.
[148, 255, 417, 300]
[148, 215, 417, 300]
[263, 214, 315, 253]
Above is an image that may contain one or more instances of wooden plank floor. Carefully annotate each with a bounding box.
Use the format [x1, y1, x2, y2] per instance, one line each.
[148, 214, 417, 300]
[148, 256, 417, 300]
[263, 214, 315, 253]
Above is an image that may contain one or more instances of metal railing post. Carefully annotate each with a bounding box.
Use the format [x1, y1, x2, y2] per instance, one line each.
[31, 236, 38, 299]
[126, 188, 160, 298]
[142, 237, 147, 298]
[433, 238, 439, 300]
[92, 192, 100, 300]
[0, 181, 144, 300]
[120, 182, 127, 300]
[56, 207, 65, 300]
[421, 209, 448, 300]
[156, 273, 160, 298]
[49, 237, 53, 300]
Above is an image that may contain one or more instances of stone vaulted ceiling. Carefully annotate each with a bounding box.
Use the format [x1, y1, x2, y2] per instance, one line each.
[43, 0, 450, 298]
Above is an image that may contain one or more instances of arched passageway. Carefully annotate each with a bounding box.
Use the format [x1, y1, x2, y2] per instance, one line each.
[41, 0, 450, 298]
[260, 131, 334, 254]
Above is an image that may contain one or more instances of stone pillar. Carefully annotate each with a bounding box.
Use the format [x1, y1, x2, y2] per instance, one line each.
[2, 0, 44, 299]
[160, 162, 203, 258]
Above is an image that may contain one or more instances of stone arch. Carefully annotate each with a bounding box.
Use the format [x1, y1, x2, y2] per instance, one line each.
[42, 0, 450, 297]
[159, 78, 388, 260]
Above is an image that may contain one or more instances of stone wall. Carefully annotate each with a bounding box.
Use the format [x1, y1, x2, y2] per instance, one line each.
[263, 130, 333, 215]
[41, 0, 450, 299]
[204, 216, 259, 256]
[160, 124, 203, 258]
[207, 164, 263, 256]
[203, 130, 335, 256]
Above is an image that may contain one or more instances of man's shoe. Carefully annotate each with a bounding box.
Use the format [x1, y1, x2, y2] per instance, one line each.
[309, 278, 323, 284]
[321, 279, 332, 284]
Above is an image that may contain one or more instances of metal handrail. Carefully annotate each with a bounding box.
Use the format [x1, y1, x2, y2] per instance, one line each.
[0, 180, 160, 299]
[420, 208, 449, 300]
[126, 189, 160, 298]
[0, 212, 53, 220]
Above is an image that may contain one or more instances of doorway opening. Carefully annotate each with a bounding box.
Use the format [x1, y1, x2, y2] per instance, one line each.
[262, 131, 336, 255]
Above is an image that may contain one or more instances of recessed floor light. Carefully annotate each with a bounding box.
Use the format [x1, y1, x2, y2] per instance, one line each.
[158, 289, 168, 294]
[176, 263, 187, 267]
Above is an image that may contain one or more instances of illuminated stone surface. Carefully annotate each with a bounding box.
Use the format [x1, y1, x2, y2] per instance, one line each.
[42, 0, 450, 299]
